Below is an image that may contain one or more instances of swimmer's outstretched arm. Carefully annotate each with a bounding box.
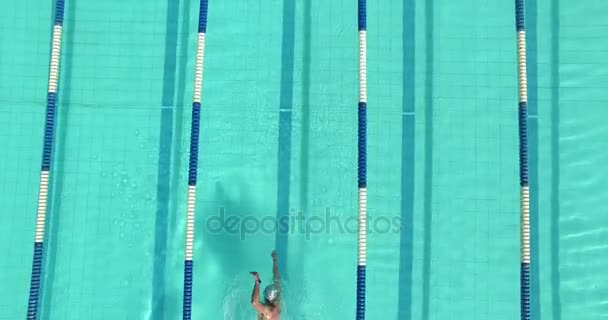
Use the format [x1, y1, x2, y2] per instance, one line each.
[271, 250, 282, 314]
[250, 272, 267, 314]
[271, 250, 280, 288]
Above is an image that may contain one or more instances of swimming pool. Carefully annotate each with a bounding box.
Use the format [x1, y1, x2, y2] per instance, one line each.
[1, 0, 608, 319]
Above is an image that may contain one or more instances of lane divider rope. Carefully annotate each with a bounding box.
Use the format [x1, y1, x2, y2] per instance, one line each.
[182, 0, 208, 319]
[356, 0, 367, 319]
[27, 0, 65, 319]
[515, 1, 531, 319]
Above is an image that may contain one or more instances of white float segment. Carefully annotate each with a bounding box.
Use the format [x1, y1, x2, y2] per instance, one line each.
[193, 33, 206, 104]
[358, 187, 367, 266]
[35, 170, 50, 243]
[185, 185, 196, 261]
[521, 186, 530, 264]
[48, 25, 63, 93]
[358, 31, 367, 104]
[517, 30, 528, 103]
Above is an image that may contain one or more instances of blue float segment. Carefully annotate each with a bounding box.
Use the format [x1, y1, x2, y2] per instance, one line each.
[356, 265, 366, 320]
[27, 242, 44, 320]
[358, 103, 367, 188]
[198, 0, 208, 33]
[188, 102, 201, 186]
[521, 263, 531, 320]
[183, 260, 194, 320]
[41, 93, 57, 171]
[54, 0, 65, 26]
[357, 0, 366, 31]
[515, 0, 525, 31]
[518, 102, 529, 186]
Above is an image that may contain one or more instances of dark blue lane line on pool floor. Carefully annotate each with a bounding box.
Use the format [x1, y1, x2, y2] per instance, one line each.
[526, 0, 540, 318]
[398, 0, 415, 319]
[275, 0, 295, 281]
[169, 0, 191, 279]
[300, 0, 311, 244]
[422, 1, 434, 319]
[152, 0, 180, 318]
[550, 0, 562, 317]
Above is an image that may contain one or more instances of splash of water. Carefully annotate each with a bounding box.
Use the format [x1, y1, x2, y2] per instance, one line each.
[222, 278, 249, 320]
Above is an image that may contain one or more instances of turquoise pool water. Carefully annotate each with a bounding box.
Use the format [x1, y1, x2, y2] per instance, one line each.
[1, 0, 608, 319]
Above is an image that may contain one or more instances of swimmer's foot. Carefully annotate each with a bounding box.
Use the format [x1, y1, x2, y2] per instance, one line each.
[250, 272, 260, 281]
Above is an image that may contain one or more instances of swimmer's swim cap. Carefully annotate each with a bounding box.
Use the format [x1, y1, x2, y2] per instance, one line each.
[263, 284, 279, 302]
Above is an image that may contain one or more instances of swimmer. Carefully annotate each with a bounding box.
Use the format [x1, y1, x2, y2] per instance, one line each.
[250, 250, 281, 320]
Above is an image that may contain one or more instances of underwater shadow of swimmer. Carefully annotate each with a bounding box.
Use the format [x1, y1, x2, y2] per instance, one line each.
[200, 181, 266, 296]
[204, 181, 283, 315]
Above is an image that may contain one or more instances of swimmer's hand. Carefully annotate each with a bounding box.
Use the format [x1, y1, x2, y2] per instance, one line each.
[250, 271, 260, 282]
[271, 250, 277, 260]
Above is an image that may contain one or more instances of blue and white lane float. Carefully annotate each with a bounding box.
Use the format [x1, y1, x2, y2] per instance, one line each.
[27, 0, 65, 319]
[183, 0, 208, 319]
[356, 0, 367, 319]
[515, 0, 531, 319]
